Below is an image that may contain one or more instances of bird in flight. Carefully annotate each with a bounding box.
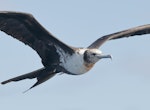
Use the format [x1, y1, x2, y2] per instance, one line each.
[0, 11, 150, 91]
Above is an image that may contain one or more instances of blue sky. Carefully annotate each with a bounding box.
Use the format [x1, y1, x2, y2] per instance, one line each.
[0, 0, 150, 110]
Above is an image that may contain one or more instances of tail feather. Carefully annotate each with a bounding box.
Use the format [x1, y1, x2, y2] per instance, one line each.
[23, 72, 56, 93]
[1, 68, 45, 84]
[1, 67, 57, 91]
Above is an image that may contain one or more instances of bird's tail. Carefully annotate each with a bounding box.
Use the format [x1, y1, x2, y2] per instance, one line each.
[1, 67, 57, 92]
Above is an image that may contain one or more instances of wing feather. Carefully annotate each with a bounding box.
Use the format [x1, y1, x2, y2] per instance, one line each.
[88, 24, 150, 49]
[0, 11, 75, 66]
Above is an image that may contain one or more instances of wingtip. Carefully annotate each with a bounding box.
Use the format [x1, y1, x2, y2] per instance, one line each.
[1, 80, 11, 85]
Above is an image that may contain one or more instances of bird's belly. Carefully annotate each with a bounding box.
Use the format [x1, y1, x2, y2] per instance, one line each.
[61, 61, 88, 75]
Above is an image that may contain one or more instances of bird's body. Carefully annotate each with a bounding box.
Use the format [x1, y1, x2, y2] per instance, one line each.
[58, 48, 88, 75]
[0, 11, 150, 91]
[58, 48, 102, 75]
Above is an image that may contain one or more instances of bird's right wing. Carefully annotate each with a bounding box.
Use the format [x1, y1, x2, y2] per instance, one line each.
[88, 24, 150, 49]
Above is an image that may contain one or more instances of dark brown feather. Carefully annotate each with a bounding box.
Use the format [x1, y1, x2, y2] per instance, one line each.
[1, 67, 57, 92]
[88, 24, 150, 49]
[0, 11, 75, 67]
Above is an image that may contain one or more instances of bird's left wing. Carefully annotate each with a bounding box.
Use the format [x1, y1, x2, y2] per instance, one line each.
[0, 11, 75, 66]
[88, 24, 150, 49]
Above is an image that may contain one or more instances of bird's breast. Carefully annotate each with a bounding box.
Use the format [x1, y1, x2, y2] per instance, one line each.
[57, 48, 92, 75]
[60, 53, 91, 75]
[61, 58, 89, 75]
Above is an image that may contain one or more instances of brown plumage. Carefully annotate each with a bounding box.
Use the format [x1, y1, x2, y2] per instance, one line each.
[0, 11, 150, 91]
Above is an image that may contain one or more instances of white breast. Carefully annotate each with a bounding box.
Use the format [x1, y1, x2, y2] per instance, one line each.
[56, 47, 88, 75]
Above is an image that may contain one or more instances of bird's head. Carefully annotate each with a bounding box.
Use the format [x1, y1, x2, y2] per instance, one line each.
[84, 49, 112, 64]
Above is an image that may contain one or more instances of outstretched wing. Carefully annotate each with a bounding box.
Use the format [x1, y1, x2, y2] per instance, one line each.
[88, 24, 150, 49]
[0, 11, 75, 67]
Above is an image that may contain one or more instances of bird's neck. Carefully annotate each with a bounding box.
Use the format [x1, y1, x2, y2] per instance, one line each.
[84, 62, 95, 71]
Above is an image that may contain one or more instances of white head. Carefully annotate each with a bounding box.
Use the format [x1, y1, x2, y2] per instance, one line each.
[83, 49, 112, 64]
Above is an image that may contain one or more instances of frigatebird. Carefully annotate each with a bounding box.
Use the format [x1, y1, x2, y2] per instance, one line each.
[0, 11, 150, 91]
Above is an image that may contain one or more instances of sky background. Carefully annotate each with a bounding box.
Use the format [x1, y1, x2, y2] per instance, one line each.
[0, 0, 150, 110]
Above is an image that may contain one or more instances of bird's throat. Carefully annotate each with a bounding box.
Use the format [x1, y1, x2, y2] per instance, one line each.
[84, 62, 95, 71]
